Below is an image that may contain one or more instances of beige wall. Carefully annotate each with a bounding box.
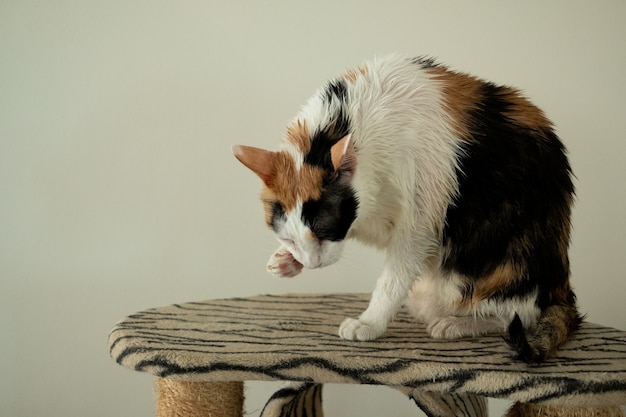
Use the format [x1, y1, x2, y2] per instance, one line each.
[1, 1, 625, 415]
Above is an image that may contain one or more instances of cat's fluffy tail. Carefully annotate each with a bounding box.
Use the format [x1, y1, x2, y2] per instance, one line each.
[506, 305, 583, 363]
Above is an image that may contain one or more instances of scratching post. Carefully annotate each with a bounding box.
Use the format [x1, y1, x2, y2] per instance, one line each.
[109, 293, 626, 416]
[506, 403, 624, 417]
[155, 378, 243, 417]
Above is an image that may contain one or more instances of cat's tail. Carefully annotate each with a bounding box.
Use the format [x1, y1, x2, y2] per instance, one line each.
[506, 304, 583, 363]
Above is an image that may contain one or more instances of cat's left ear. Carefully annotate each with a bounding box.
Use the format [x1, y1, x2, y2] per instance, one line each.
[232, 145, 276, 186]
[330, 134, 356, 173]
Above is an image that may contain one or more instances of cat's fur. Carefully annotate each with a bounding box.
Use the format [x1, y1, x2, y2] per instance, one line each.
[233, 54, 581, 362]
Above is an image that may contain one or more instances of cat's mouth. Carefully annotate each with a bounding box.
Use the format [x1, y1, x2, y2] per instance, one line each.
[288, 247, 321, 270]
[294, 253, 322, 270]
[300, 259, 320, 269]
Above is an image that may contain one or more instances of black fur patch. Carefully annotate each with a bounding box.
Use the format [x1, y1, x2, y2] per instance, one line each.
[270, 201, 285, 233]
[505, 314, 536, 363]
[305, 80, 352, 171]
[409, 55, 438, 68]
[323, 78, 348, 103]
[442, 82, 575, 305]
[301, 173, 358, 242]
[299, 77, 357, 242]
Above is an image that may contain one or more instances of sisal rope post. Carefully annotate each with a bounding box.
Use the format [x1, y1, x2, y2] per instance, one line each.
[156, 378, 244, 417]
[506, 403, 625, 417]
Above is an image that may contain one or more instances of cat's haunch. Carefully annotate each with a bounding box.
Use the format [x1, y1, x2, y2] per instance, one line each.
[233, 54, 581, 363]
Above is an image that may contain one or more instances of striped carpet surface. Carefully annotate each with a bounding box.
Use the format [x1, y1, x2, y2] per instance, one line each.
[109, 293, 626, 408]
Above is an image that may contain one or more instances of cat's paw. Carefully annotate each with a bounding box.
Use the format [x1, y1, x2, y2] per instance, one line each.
[426, 316, 480, 339]
[267, 247, 303, 278]
[338, 317, 385, 341]
[427, 316, 466, 339]
[428, 316, 504, 339]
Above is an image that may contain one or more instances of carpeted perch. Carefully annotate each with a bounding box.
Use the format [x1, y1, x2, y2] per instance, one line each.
[109, 293, 626, 416]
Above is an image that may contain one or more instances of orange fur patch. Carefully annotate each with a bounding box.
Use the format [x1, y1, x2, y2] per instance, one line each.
[426, 66, 482, 141]
[464, 262, 524, 306]
[498, 87, 553, 132]
[427, 67, 553, 141]
[286, 120, 310, 154]
[260, 186, 278, 226]
[549, 285, 572, 306]
[260, 151, 326, 222]
[344, 64, 368, 83]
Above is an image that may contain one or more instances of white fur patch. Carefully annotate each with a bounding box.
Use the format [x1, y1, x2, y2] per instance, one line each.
[275, 201, 345, 269]
[406, 268, 541, 338]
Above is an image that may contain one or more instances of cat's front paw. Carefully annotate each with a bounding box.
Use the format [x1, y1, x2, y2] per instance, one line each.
[338, 317, 385, 341]
[267, 247, 303, 278]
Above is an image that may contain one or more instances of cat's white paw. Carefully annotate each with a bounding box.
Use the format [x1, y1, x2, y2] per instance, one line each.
[338, 317, 385, 341]
[267, 247, 303, 278]
[428, 316, 505, 339]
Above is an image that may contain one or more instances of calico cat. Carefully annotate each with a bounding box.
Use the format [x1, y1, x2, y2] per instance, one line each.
[232, 54, 581, 362]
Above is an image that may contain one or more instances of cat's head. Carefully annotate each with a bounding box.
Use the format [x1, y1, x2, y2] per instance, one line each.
[232, 130, 358, 269]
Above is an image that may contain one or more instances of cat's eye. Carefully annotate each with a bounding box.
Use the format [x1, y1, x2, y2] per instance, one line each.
[280, 238, 295, 247]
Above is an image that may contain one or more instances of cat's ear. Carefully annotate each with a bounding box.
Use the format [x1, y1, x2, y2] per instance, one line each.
[330, 134, 356, 172]
[232, 145, 275, 185]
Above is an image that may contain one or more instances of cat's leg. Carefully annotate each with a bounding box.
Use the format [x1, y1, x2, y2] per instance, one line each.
[405, 274, 454, 325]
[267, 246, 303, 278]
[427, 316, 506, 339]
[339, 245, 422, 341]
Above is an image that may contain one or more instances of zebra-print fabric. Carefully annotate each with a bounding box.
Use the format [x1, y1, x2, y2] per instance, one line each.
[259, 382, 486, 417]
[260, 382, 324, 417]
[109, 293, 626, 410]
[399, 387, 487, 417]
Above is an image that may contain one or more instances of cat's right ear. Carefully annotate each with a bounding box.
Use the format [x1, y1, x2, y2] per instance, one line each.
[232, 145, 275, 186]
[330, 134, 356, 173]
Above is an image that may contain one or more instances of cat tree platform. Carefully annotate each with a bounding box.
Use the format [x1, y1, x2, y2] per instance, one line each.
[108, 293, 626, 417]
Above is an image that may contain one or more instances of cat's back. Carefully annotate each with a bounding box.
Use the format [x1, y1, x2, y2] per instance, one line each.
[293, 55, 444, 139]
[346, 54, 435, 94]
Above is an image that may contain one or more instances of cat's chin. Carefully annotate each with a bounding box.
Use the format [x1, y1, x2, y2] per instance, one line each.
[301, 261, 331, 270]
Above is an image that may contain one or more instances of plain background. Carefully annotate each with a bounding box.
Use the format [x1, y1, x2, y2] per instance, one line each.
[2, 1, 625, 416]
